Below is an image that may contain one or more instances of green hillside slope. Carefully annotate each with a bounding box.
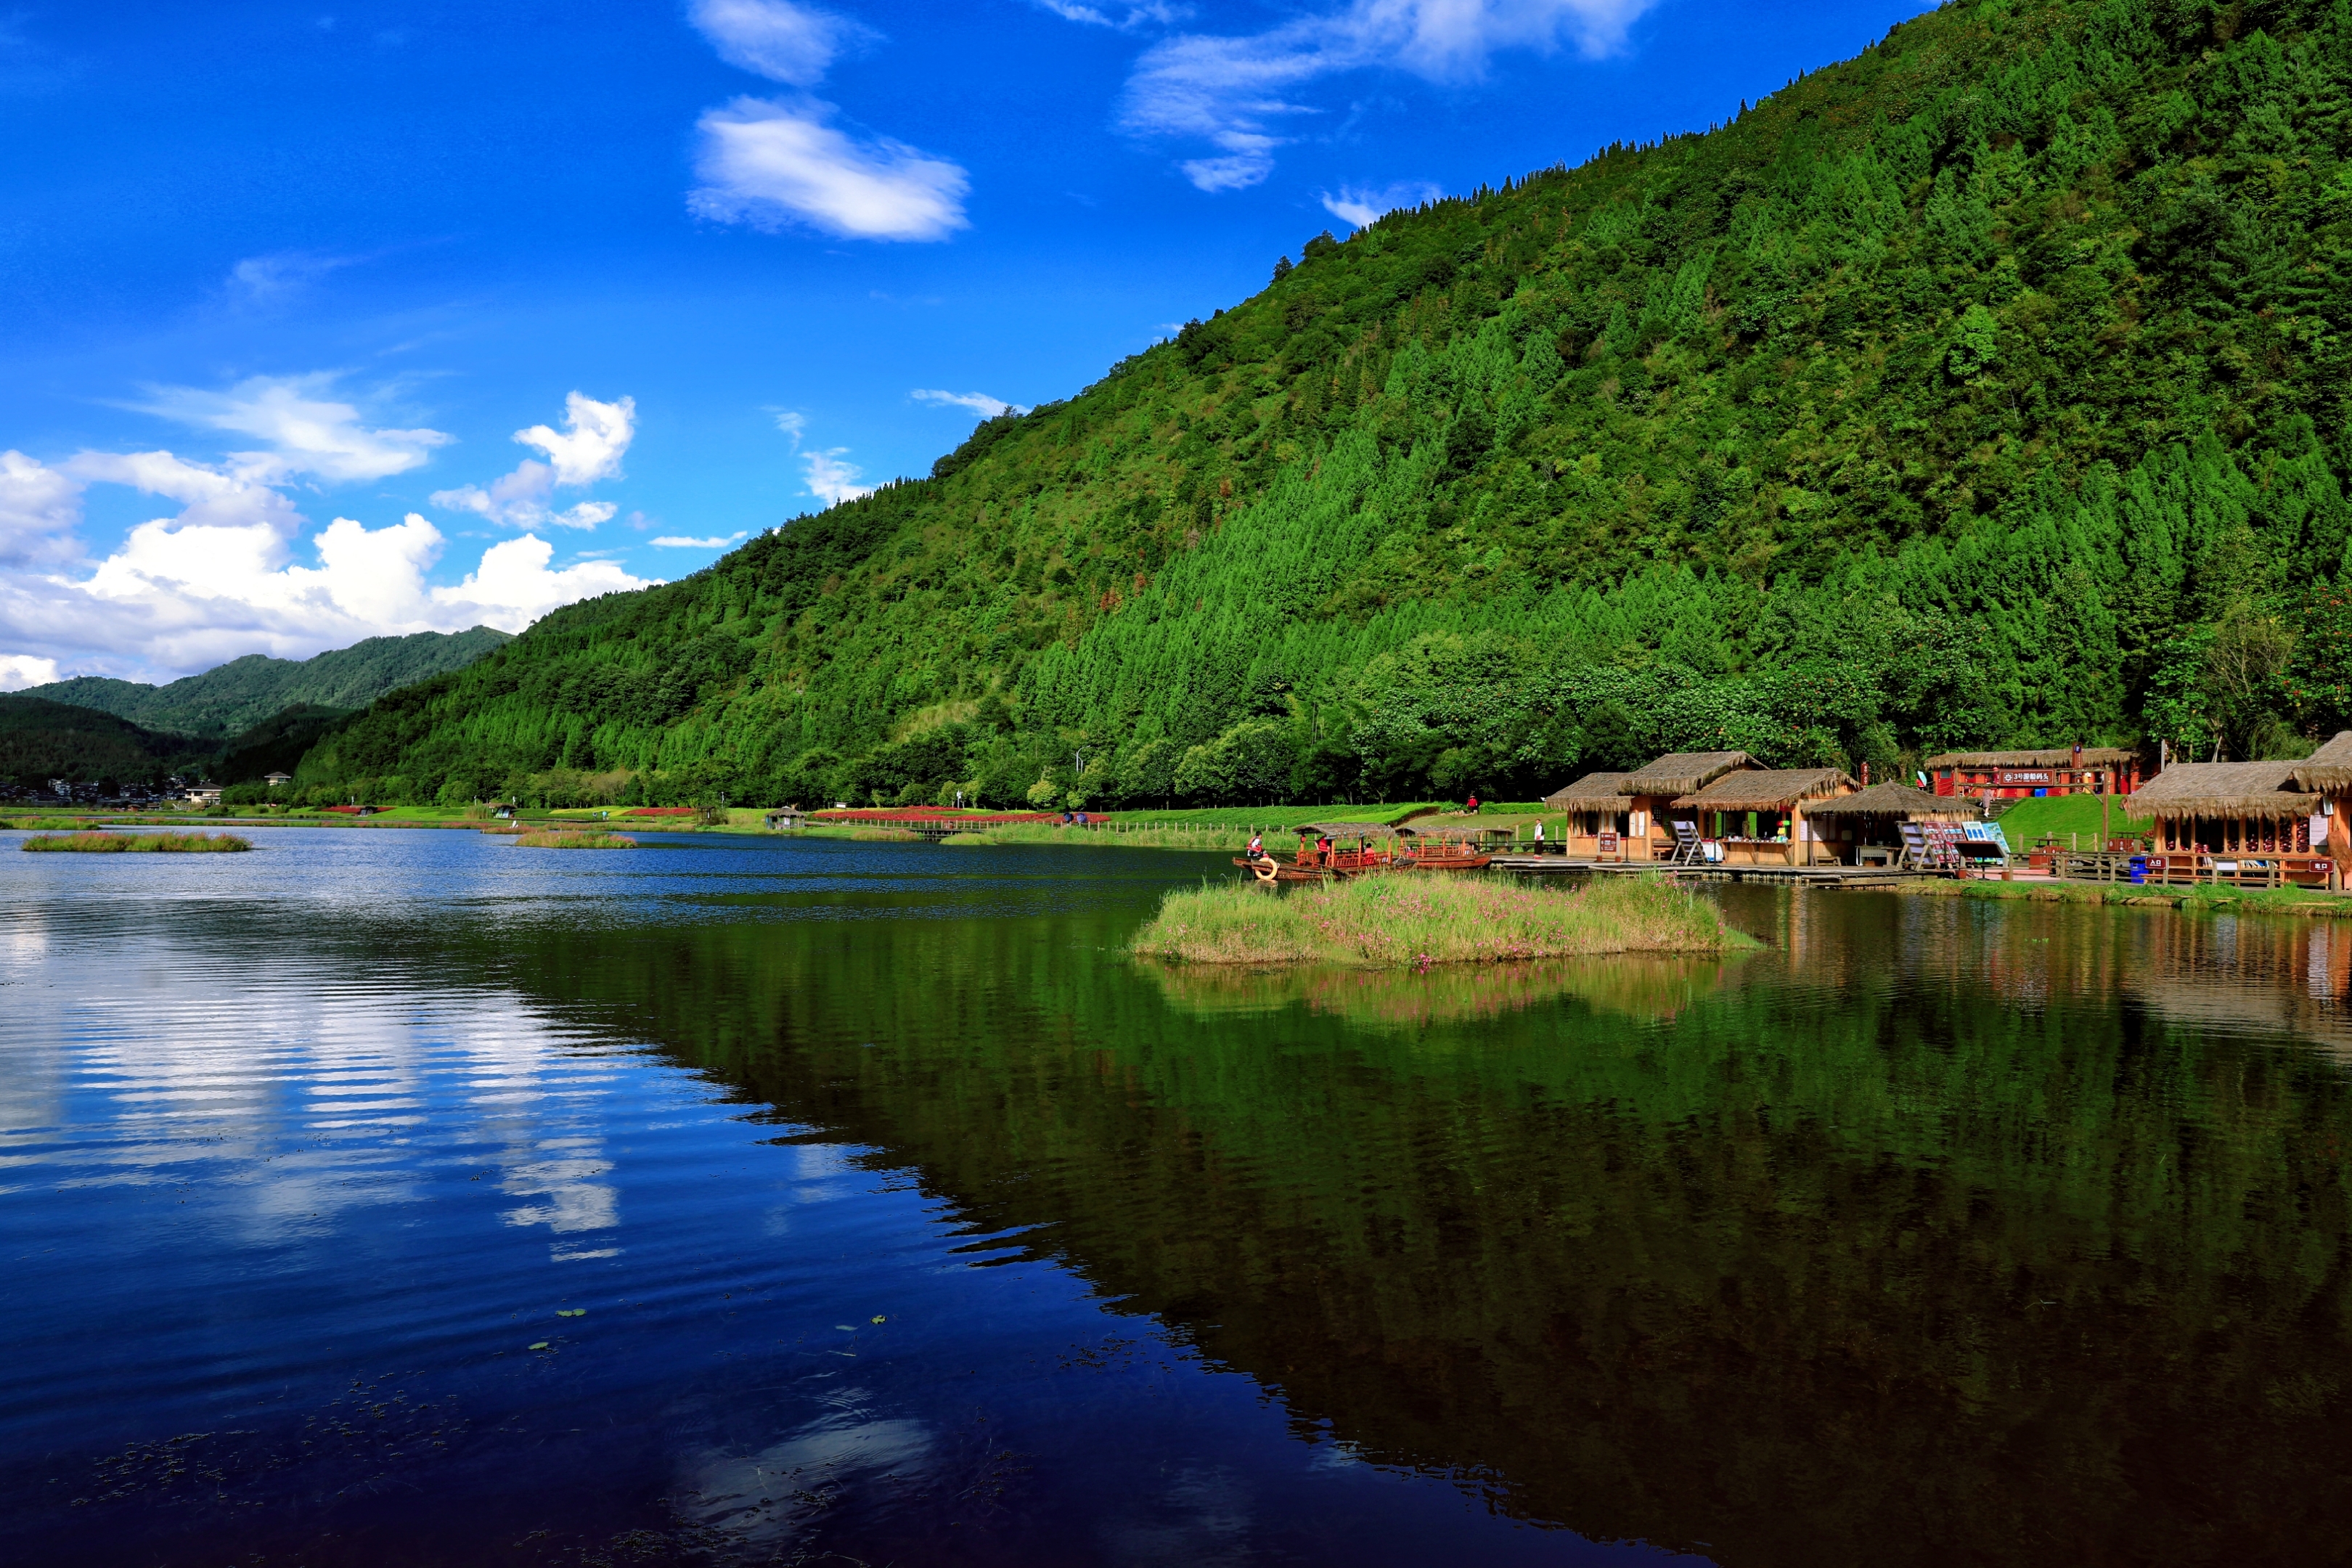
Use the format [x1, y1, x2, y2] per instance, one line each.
[0, 697, 209, 785]
[32, 626, 513, 738]
[303, 0, 2352, 810]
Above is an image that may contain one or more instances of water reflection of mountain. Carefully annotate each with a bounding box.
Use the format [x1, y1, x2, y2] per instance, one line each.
[452, 889, 2352, 1568]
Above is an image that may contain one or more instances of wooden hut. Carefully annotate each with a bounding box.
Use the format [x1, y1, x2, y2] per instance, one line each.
[2131, 760, 2334, 887]
[1802, 782, 1980, 865]
[1541, 771, 1636, 858]
[1671, 767, 1859, 865]
[2292, 730, 2352, 879]
[1618, 751, 1759, 859]
[1924, 746, 2140, 801]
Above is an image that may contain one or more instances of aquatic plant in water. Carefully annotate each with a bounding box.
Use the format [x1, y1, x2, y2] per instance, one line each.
[21, 831, 253, 853]
[1130, 872, 1744, 968]
[511, 830, 636, 849]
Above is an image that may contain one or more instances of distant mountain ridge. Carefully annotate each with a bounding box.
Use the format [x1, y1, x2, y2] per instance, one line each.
[27, 627, 514, 739]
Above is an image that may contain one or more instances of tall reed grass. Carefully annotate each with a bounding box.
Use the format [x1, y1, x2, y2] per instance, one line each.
[512, 830, 635, 849]
[22, 830, 252, 853]
[1131, 872, 1745, 967]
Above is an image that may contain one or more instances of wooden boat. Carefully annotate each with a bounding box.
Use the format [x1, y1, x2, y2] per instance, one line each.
[1393, 822, 1497, 871]
[1234, 822, 1409, 882]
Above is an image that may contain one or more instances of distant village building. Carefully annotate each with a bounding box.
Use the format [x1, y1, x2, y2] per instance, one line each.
[184, 785, 224, 805]
[264, 772, 293, 788]
[1924, 746, 2139, 800]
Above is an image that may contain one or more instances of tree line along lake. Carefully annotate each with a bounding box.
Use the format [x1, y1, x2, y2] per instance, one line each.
[2, 825, 2349, 1566]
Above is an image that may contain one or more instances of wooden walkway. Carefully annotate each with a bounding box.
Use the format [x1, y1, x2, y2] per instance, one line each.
[1486, 855, 1916, 886]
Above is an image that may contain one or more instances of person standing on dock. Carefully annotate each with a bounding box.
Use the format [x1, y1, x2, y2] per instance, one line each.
[1532, 820, 1545, 853]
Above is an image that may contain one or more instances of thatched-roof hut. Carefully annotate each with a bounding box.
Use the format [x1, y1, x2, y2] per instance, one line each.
[1924, 745, 2141, 800]
[1805, 782, 1979, 863]
[1669, 767, 1858, 865]
[2133, 760, 2332, 875]
[1805, 783, 1980, 819]
[1540, 772, 1638, 858]
[2133, 761, 2317, 820]
[2294, 730, 2352, 793]
[1542, 771, 1634, 811]
[1622, 751, 1755, 796]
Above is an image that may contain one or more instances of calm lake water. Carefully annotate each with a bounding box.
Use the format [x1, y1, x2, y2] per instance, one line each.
[4, 828, 2351, 1567]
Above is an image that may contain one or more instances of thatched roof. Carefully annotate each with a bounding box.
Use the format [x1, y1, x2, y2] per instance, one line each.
[1543, 771, 1634, 809]
[2294, 730, 2352, 792]
[2133, 761, 2316, 819]
[1622, 751, 1755, 795]
[1923, 746, 2139, 768]
[1803, 782, 1981, 818]
[1672, 767, 1854, 812]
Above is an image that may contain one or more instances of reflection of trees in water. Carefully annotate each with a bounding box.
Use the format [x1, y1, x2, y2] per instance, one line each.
[449, 892, 2352, 1568]
[1141, 953, 1736, 1031]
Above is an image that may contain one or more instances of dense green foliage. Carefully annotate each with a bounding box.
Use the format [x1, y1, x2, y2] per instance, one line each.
[31, 626, 510, 738]
[302, 0, 2352, 809]
[0, 695, 207, 785]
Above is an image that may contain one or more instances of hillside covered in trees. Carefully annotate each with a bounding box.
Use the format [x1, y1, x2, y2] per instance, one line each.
[301, 0, 2352, 810]
[30, 627, 512, 738]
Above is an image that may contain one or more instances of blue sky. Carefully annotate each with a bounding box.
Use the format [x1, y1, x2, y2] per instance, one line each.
[0, 0, 1933, 685]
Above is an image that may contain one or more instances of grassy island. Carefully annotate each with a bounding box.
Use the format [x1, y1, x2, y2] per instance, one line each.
[22, 830, 251, 853]
[1132, 873, 1748, 968]
[512, 829, 635, 849]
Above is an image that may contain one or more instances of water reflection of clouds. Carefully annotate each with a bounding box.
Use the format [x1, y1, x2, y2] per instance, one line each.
[0, 906, 632, 1257]
[673, 1404, 936, 1551]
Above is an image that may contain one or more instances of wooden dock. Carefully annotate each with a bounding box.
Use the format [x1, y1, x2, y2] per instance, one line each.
[1486, 855, 1918, 887]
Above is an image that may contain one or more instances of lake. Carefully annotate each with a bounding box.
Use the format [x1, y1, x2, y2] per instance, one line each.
[4, 827, 2350, 1567]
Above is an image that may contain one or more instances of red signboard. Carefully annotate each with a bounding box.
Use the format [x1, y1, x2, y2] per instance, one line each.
[1598, 831, 1620, 854]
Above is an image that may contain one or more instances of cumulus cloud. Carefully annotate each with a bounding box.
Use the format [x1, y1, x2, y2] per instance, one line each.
[650, 533, 751, 549]
[802, 449, 873, 506]
[689, 0, 875, 86]
[430, 392, 634, 531]
[912, 388, 1029, 417]
[1124, 0, 1654, 190]
[1320, 179, 1443, 227]
[0, 451, 83, 565]
[0, 654, 61, 692]
[689, 97, 968, 241]
[0, 499, 653, 682]
[131, 373, 452, 485]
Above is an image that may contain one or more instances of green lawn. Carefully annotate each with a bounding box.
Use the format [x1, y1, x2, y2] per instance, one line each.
[1992, 793, 2153, 849]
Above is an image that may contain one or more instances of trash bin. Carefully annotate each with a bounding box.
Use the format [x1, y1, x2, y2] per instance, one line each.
[2128, 857, 2147, 885]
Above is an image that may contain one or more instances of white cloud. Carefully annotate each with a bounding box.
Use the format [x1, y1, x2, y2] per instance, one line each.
[226, 251, 355, 306]
[430, 392, 634, 531]
[0, 451, 83, 565]
[689, 0, 874, 86]
[0, 502, 654, 682]
[650, 533, 751, 549]
[802, 449, 873, 506]
[1030, 0, 1193, 25]
[772, 410, 807, 441]
[1320, 179, 1443, 227]
[1123, 0, 1654, 190]
[0, 655, 61, 691]
[132, 373, 451, 484]
[689, 97, 969, 241]
[912, 388, 1029, 418]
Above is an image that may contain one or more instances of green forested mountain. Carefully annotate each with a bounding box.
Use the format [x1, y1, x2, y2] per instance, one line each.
[30, 626, 513, 739]
[303, 0, 2352, 809]
[0, 696, 208, 785]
